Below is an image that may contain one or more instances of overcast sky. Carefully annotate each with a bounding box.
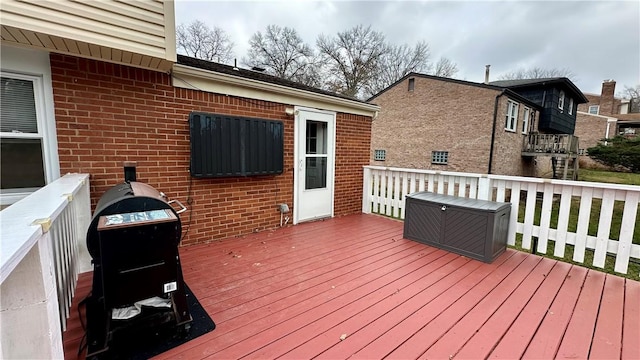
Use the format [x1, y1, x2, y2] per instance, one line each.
[175, 0, 639, 95]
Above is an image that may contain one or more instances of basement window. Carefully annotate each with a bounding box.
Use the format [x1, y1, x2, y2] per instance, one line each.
[374, 149, 386, 161]
[431, 151, 449, 165]
[408, 78, 415, 91]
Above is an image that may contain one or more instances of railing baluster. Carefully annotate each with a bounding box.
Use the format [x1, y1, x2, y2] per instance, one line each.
[593, 189, 616, 268]
[401, 173, 409, 220]
[573, 187, 593, 263]
[522, 183, 538, 250]
[554, 185, 573, 258]
[458, 177, 467, 198]
[507, 181, 521, 246]
[537, 183, 555, 254]
[436, 174, 444, 194]
[384, 170, 392, 217]
[373, 170, 381, 213]
[393, 171, 401, 218]
[615, 191, 639, 274]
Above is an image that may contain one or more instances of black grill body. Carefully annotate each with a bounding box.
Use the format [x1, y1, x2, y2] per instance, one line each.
[85, 181, 191, 358]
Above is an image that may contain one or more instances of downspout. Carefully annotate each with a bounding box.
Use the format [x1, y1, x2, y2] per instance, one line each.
[488, 90, 507, 174]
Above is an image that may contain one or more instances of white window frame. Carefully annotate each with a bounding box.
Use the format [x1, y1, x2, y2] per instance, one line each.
[522, 107, 530, 134]
[374, 149, 386, 161]
[568, 98, 574, 115]
[505, 100, 518, 132]
[431, 151, 448, 165]
[558, 90, 565, 111]
[589, 105, 600, 114]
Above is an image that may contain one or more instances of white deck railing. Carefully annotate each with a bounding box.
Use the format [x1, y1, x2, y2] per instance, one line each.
[363, 165, 640, 276]
[0, 173, 91, 359]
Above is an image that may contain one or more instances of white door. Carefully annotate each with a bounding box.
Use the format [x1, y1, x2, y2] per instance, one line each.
[294, 108, 336, 223]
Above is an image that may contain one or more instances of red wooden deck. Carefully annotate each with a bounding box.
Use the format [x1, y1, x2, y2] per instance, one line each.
[63, 214, 639, 359]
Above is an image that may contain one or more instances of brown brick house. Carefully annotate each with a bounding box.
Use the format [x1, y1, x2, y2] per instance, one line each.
[368, 74, 588, 178]
[577, 80, 640, 144]
[0, 1, 379, 246]
[573, 80, 640, 168]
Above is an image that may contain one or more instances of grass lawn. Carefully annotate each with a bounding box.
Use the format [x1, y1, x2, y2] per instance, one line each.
[511, 168, 640, 281]
[579, 169, 640, 185]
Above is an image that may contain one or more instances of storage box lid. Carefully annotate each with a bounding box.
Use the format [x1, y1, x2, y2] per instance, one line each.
[406, 191, 511, 212]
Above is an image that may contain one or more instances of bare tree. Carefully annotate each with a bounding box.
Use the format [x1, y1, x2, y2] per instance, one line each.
[498, 67, 576, 81]
[364, 41, 431, 98]
[432, 56, 459, 78]
[620, 84, 640, 113]
[243, 25, 320, 86]
[317, 25, 389, 98]
[176, 20, 234, 63]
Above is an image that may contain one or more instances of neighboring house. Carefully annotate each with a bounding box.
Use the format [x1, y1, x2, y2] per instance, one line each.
[0, 0, 379, 248]
[576, 80, 640, 155]
[368, 74, 587, 179]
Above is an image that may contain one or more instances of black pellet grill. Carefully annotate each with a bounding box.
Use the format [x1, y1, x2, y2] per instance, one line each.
[85, 177, 192, 357]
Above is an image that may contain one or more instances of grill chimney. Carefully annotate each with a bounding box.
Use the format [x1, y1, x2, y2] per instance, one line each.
[484, 65, 491, 84]
[124, 161, 137, 182]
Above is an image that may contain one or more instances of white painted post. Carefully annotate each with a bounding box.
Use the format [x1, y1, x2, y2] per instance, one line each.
[0, 234, 64, 360]
[477, 176, 492, 201]
[362, 166, 372, 214]
[74, 179, 92, 273]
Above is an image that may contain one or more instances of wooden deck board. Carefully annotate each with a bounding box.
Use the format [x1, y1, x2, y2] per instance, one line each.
[61, 214, 638, 360]
[555, 270, 606, 359]
[622, 280, 640, 360]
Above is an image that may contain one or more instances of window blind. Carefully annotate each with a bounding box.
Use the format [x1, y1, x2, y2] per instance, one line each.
[1, 77, 38, 134]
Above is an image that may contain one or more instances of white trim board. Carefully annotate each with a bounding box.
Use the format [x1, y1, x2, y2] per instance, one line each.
[171, 64, 379, 118]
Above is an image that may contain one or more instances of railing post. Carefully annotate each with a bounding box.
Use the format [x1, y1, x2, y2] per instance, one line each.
[74, 179, 92, 273]
[477, 176, 493, 201]
[0, 232, 64, 359]
[362, 166, 372, 214]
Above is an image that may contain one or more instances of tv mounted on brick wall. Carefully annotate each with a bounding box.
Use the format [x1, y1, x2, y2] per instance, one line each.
[189, 112, 284, 177]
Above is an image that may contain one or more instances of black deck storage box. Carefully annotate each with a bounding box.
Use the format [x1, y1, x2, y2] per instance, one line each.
[404, 191, 511, 263]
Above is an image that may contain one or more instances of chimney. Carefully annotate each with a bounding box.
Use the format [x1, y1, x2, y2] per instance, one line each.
[600, 79, 616, 115]
[124, 161, 137, 182]
[484, 65, 491, 84]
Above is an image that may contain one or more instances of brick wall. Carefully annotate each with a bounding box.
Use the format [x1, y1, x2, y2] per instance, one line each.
[50, 54, 371, 246]
[370, 76, 533, 176]
[577, 81, 622, 116]
[335, 113, 371, 215]
[492, 96, 537, 177]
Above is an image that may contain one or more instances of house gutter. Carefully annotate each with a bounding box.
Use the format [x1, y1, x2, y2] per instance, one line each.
[488, 90, 507, 174]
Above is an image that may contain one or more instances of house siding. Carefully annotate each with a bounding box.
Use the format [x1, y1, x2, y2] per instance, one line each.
[50, 53, 371, 246]
[370, 76, 535, 177]
[1, 0, 175, 71]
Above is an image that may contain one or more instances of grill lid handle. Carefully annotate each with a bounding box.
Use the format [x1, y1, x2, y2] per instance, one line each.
[168, 199, 188, 214]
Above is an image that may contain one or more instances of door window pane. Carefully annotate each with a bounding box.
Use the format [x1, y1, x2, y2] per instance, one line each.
[1, 77, 38, 133]
[1, 138, 45, 189]
[306, 121, 327, 154]
[305, 157, 327, 190]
